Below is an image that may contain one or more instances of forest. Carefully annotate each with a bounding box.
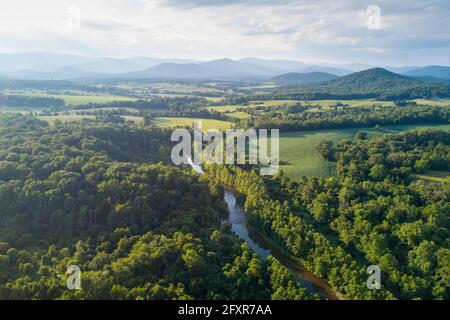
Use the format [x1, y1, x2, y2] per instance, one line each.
[0, 94, 65, 108]
[206, 129, 449, 299]
[240, 105, 449, 131]
[0, 79, 448, 301]
[0, 114, 315, 300]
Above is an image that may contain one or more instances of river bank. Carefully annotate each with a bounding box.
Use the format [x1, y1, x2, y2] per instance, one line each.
[224, 190, 343, 300]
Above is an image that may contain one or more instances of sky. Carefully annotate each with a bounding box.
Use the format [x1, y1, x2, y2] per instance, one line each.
[0, 0, 449, 66]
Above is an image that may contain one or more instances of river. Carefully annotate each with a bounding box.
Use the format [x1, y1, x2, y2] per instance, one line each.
[224, 190, 341, 300]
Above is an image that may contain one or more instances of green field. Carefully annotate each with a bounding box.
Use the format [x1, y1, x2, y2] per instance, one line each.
[305, 99, 395, 107]
[29, 93, 136, 105]
[150, 82, 224, 94]
[411, 170, 450, 183]
[121, 115, 144, 124]
[38, 113, 144, 125]
[206, 105, 247, 112]
[413, 99, 450, 106]
[206, 99, 395, 118]
[151, 117, 234, 130]
[37, 114, 96, 125]
[69, 107, 140, 114]
[227, 111, 251, 119]
[280, 124, 450, 180]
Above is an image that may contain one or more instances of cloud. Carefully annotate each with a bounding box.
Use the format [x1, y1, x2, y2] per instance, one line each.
[156, 0, 298, 8]
[0, 0, 449, 65]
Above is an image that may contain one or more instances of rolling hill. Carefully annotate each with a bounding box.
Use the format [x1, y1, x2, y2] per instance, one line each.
[317, 67, 416, 88]
[272, 68, 450, 100]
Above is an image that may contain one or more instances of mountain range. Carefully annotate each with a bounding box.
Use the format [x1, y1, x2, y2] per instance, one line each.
[273, 72, 339, 85]
[404, 66, 450, 80]
[0, 53, 449, 82]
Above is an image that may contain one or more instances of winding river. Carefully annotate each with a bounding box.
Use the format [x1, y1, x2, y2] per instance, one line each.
[224, 190, 341, 300]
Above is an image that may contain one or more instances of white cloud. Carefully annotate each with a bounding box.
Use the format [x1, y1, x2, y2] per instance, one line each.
[0, 0, 449, 65]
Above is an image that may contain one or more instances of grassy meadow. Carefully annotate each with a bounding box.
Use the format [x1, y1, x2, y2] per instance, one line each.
[37, 114, 96, 125]
[29, 93, 136, 105]
[411, 170, 450, 183]
[280, 124, 450, 180]
[150, 117, 234, 130]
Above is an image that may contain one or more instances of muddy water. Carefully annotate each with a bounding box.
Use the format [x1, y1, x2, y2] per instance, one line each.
[224, 190, 341, 300]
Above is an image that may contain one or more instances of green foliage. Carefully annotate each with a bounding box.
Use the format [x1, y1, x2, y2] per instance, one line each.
[0, 114, 310, 300]
[206, 129, 450, 300]
[241, 105, 449, 132]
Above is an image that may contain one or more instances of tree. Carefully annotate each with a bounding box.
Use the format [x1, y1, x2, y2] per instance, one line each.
[370, 164, 387, 180]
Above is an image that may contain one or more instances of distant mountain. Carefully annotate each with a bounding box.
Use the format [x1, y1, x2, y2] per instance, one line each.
[273, 72, 339, 85]
[237, 58, 352, 75]
[385, 66, 420, 74]
[0, 53, 91, 73]
[121, 63, 218, 79]
[301, 65, 351, 76]
[0, 53, 198, 78]
[330, 63, 374, 72]
[405, 66, 450, 80]
[121, 59, 289, 79]
[0, 53, 448, 82]
[410, 75, 450, 84]
[272, 68, 450, 100]
[200, 58, 278, 77]
[70, 57, 197, 74]
[1, 66, 107, 80]
[69, 58, 148, 74]
[238, 58, 307, 72]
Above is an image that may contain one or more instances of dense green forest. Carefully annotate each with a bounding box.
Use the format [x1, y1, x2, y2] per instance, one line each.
[0, 114, 315, 300]
[206, 130, 449, 299]
[0, 94, 448, 300]
[241, 105, 449, 131]
[72, 96, 209, 112]
[0, 94, 65, 108]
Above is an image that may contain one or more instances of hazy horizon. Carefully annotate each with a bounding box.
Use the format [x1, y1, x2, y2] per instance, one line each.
[0, 52, 447, 70]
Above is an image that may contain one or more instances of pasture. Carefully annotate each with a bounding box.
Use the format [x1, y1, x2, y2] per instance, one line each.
[411, 170, 450, 183]
[29, 93, 136, 105]
[150, 117, 234, 130]
[280, 124, 450, 180]
[37, 114, 96, 125]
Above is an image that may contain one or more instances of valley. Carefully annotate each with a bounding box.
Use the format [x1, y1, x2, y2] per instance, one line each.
[0, 60, 449, 301]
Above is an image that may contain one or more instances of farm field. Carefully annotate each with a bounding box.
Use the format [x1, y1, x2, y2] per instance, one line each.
[28, 93, 136, 105]
[280, 123, 450, 180]
[305, 99, 395, 107]
[411, 170, 450, 183]
[37, 114, 96, 125]
[206, 105, 245, 112]
[68, 107, 140, 114]
[121, 115, 144, 124]
[206, 99, 394, 114]
[413, 99, 450, 106]
[150, 93, 224, 102]
[149, 82, 225, 93]
[150, 117, 234, 130]
[227, 111, 251, 119]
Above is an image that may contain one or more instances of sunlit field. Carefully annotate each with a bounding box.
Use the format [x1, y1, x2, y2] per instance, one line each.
[280, 124, 450, 179]
[151, 117, 234, 130]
